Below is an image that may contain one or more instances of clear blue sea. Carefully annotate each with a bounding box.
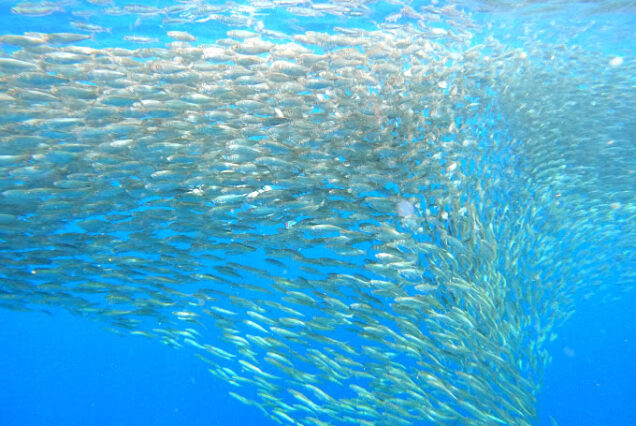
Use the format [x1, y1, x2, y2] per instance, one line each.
[1, 290, 635, 425]
[0, 1, 634, 425]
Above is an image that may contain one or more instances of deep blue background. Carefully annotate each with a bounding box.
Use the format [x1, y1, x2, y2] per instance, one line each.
[0, 309, 273, 426]
[537, 289, 636, 425]
[1, 288, 634, 425]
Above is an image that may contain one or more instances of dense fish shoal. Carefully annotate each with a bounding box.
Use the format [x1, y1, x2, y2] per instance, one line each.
[0, 0, 634, 424]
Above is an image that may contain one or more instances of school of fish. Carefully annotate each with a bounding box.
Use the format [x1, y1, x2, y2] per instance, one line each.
[1, 0, 634, 424]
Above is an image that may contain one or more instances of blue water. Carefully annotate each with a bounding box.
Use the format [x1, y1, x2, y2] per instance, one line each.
[1, 289, 634, 425]
[0, 308, 273, 426]
[539, 291, 636, 425]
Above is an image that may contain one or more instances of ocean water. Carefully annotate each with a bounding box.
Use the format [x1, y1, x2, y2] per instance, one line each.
[0, 1, 634, 425]
[1, 290, 635, 425]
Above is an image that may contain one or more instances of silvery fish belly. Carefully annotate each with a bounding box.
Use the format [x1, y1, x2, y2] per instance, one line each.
[0, 0, 634, 425]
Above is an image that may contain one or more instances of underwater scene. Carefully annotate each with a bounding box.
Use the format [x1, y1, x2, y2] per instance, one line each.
[0, 0, 634, 425]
